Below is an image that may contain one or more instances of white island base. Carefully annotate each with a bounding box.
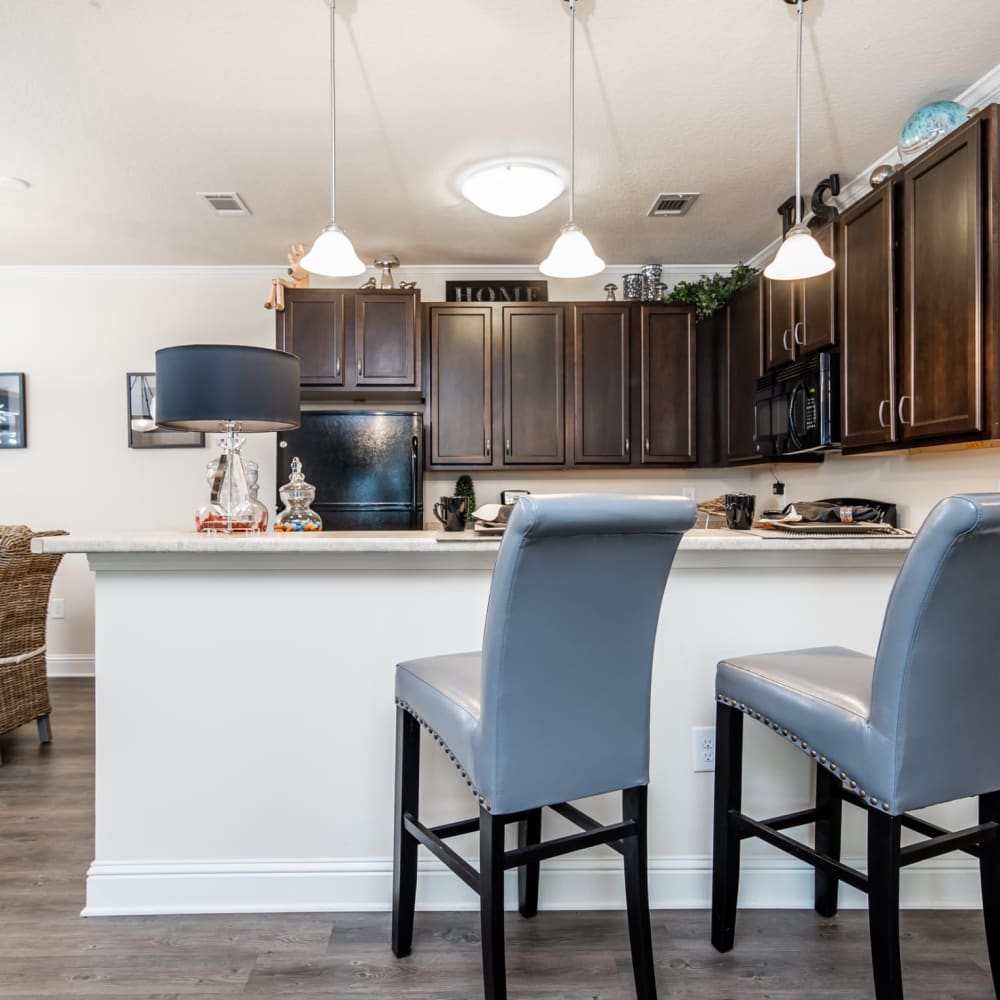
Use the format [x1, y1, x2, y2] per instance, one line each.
[38, 528, 980, 916]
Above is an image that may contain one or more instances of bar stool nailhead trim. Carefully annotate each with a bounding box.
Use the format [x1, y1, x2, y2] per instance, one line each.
[716, 691, 890, 812]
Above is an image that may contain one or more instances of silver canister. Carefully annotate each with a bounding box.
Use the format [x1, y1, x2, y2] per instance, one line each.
[622, 273, 643, 301]
[640, 264, 663, 301]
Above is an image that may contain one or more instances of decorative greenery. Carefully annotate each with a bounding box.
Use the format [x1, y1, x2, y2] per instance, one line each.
[454, 474, 475, 513]
[662, 262, 758, 320]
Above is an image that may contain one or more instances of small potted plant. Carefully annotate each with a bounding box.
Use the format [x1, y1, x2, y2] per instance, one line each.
[454, 475, 476, 525]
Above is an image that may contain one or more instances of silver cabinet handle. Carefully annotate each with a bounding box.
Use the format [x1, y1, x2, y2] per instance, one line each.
[357, 358, 362, 377]
[625, 436, 630, 454]
[878, 399, 890, 428]
[505, 438, 511, 455]
[335, 357, 341, 377]
[645, 438, 650, 453]
[898, 395, 913, 425]
[782, 329, 791, 352]
[485, 432, 491, 459]
[793, 321, 805, 346]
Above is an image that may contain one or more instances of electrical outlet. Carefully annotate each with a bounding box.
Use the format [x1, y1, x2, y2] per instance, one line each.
[692, 726, 715, 772]
[680, 486, 696, 502]
[48, 598, 65, 619]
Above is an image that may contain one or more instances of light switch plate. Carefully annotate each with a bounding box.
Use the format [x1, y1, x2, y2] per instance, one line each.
[680, 486, 696, 502]
[48, 598, 64, 619]
[692, 726, 715, 771]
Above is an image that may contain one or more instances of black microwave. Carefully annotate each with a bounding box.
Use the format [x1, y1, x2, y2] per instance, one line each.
[754, 351, 839, 457]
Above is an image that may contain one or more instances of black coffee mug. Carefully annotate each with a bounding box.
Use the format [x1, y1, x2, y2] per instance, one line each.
[725, 493, 756, 531]
[433, 495, 469, 532]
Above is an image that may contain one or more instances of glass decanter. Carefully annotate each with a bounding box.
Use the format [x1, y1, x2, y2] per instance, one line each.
[274, 457, 323, 532]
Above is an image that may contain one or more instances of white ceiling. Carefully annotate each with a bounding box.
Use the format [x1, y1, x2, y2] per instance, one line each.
[2, 0, 999, 267]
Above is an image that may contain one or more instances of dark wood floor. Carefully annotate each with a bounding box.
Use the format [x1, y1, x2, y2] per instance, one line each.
[0, 678, 995, 999]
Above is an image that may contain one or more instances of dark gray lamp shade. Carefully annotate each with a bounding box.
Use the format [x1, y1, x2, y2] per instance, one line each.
[155, 345, 301, 433]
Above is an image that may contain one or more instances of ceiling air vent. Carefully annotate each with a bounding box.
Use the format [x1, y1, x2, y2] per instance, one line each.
[648, 192, 699, 218]
[197, 191, 252, 215]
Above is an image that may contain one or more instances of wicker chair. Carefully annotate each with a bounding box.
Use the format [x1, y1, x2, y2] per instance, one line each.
[0, 525, 67, 764]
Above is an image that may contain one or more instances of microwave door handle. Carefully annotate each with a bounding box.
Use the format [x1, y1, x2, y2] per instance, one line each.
[787, 382, 805, 450]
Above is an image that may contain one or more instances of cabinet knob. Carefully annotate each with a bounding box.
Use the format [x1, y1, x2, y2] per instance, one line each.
[898, 395, 913, 426]
[878, 399, 890, 429]
[793, 321, 805, 346]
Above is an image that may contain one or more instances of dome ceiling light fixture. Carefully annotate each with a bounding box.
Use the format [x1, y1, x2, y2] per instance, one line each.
[765, 0, 835, 282]
[539, 0, 605, 279]
[301, 0, 366, 278]
[460, 160, 565, 218]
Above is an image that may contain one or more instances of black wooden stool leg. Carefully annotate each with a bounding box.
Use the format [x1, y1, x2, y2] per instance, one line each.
[711, 702, 744, 952]
[623, 785, 657, 1000]
[867, 809, 903, 1000]
[517, 808, 542, 918]
[814, 765, 843, 917]
[480, 808, 508, 1000]
[391, 707, 420, 958]
[979, 790, 1000, 998]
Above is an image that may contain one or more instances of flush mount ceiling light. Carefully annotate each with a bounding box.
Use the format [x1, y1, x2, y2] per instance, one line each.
[301, 0, 365, 278]
[540, 0, 605, 279]
[764, 0, 835, 282]
[460, 161, 565, 218]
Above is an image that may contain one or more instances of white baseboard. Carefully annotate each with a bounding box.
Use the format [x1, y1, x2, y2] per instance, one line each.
[47, 654, 95, 677]
[82, 854, 982, 917]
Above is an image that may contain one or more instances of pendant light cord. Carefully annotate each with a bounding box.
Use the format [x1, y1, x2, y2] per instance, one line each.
[568, 0, 576, 224]
[795, 0, 803, 226]
[328, 0, 338, 224]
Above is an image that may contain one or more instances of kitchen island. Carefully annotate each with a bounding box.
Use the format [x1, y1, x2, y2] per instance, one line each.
[39, 528, 977, 916]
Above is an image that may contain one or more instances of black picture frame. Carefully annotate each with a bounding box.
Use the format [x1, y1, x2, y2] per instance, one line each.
[0, 373, 26, 449]
[127, 372, 205, 449]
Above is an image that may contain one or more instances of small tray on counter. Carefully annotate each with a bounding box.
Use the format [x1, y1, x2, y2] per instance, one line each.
[752, 521, 913, 538]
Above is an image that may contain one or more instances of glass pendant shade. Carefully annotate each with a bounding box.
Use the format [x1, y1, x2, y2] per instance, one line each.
[763, 224, 835, 281]
[461, 162, 564, 217]
[540, 222, 605, 278]
[301, 221, 366, 278]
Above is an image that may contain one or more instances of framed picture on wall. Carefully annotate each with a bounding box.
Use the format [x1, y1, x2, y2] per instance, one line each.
[127, 372, 205, 449]
[0, 372, 26, 449]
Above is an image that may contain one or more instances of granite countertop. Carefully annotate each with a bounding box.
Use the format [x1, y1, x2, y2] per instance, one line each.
[33, 527, 914, 555]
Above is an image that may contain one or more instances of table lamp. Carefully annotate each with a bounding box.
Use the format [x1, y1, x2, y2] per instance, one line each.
[155, 345, 301, 533]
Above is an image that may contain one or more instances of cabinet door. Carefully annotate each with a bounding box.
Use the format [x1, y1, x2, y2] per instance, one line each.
[429, 306, 493, 465]
[796, 224, 837, 355]
[901, 119, 984, 440]
[640, 307, 696, 464]
[281, 291, 345, 386]
[765, 276, 796, 370]
[726, 278, 764, 462]
[354, 292, 418, 387]
[502, 306, 565, 465]
[840, 187, 897, 449]
[571, 305, 630, 464]
[695, 311, 726, 467]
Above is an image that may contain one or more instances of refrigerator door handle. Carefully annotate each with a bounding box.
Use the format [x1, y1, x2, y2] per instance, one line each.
[411, 435, 419, 528]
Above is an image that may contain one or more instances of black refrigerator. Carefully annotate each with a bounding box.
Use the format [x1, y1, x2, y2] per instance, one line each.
[276, 411, 423, 531]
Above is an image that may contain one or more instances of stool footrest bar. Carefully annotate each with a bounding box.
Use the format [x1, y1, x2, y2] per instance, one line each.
[430, 817, 479, 840]
[403, 813, 480, 893]
[503, 820, 636, 870]
[899, 821, 998, 867]
[757, 806, 822, 831]
[549, 801, 625, 856]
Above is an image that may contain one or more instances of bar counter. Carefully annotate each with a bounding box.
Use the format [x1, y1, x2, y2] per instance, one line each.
[38, 528, 977, 918]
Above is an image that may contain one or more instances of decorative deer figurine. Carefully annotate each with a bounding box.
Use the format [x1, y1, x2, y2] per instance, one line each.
[264, 244, 312, 312]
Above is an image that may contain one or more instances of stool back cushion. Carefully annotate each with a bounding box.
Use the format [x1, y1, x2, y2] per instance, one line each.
[474, 493, 695, 815]
[872, 494, 1000, 811]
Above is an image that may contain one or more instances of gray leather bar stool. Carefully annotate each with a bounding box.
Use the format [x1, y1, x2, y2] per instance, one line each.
[711, 494, 1000, 1000]
[392, 493, 696, 1000]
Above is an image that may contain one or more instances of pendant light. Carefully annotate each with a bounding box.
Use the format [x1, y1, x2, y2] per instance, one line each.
[764, 0, 834, 282]
[301, 0, 366, 278]
[540, 0, 605, 279]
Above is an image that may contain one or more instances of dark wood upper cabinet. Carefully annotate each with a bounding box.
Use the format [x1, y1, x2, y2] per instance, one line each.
[901, 116, 985, 441]
[355, 292, 418, 387]
[279, 290, 345, 386]
[276, 288, 421, 395]
[501, 306, 565, 465]
[765, 276, 796, 370]
[839, 185, 897, 450]
[796, 224, 837, 356]
[640, 307, 696, 464]
[428, 306, 493, 466]
[726, 277, 764, 462]
[571, 305, 630, 464]
[695, 311, 726, 467]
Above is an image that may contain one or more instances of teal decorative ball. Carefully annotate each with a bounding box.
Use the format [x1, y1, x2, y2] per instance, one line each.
[898, 101, 969, 163]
